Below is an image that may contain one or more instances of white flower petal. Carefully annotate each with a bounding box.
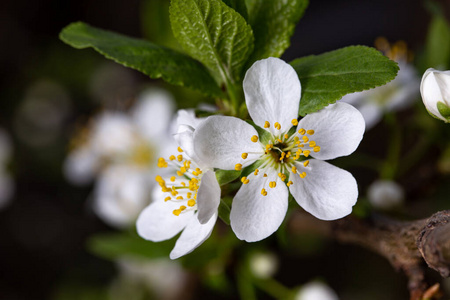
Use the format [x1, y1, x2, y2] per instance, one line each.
[173, 109, 203, 134]
[64, 146, 98, 185]
[193, 116, 262, 170]
[420, 68, 448, 119]
[196, 170, 221, 224]
[173, 127, 207, 169]
[244, 58, 301, 131]
[290, 159, 357, 220]
[137, 187, 194, 242]
[170, 213, 217, 259]
[297, 102, 365, 160]
[132, 89, 175, 141]
[230, 172, 289, 242]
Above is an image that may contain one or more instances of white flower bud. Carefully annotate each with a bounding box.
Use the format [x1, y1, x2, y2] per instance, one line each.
[249, 252, 278, 279]
[420, 68, 450, 122]
[368, 180, 404, 210]
[295, 282, 339, 300]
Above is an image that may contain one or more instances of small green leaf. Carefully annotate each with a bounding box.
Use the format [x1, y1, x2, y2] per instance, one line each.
[215, 169, 242, 185]
[87, 232, 174, 260]
[170, 0, 254, 83]
[218, 198, 232, 225]
[290, 46, 399, 116]
[59, 22, 223, 97]
[245, 0, 308, 64]
[222, 0, 249, 21]
[424, 14, 450, 69]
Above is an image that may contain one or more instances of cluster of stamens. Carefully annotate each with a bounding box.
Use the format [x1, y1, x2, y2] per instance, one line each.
[155, 147, 203, 216]
[236, 119, 321, 196]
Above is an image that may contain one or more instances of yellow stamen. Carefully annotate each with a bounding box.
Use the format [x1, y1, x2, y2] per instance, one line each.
[164, 196, 171, 202]
[287, 181, 293, 187]
[176, 196, 183, 200]
[302, 136, 309, 142]
[170, 176, 176, 182]
[169, 155, 176, 161]
[241, 153, 248, 159]
[269, 181, 276, 188]
[299, 172, 306, 179]
[303, 160, 309, 167]
[155, 175, 164, 183]
[241, 176, 247, 183]
[235, 163, 242, 171]
[251, 135, 259, 143]
[263, 173, 268, 177]
[309, 141, 316, 147]
[291, 119, 298, 126]
[298, 128, 306, 135]
[274, 122, 281, 130]
[261, 188, 268, 196]
[177, 155, 183, 162]
[254, 169, 259, 176]
[188, 199, 196, 207]
[307, 129, 315, 135]
[264, 121, 270, 128]
[177, 147, 183, 152]
[303, 150, 311, 157]
[180, 205, 186, 211]
[187, 192, 192, 198]
[291, 166, 297, 173]
[284, 134, 289, 139]
[313, 146, 321, 152]
[173, 209, 181, 216]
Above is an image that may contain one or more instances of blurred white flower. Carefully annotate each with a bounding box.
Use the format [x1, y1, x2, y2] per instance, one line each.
[295, 281, 339, 300]
[64, 88, 175, 227]
[249, 252, 278, 279]
[341, 38, 420, 130]
[368, 180, 404, 210]
[420, 68, 450, 123]
[112, 257, 188, 300]
[0, 128, 13, 209]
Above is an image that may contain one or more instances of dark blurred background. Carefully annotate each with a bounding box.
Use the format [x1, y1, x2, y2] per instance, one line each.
[0, 0, 448, 299]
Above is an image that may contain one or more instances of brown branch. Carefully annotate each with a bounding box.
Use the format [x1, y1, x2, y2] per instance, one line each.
[289, 210, 450, 300]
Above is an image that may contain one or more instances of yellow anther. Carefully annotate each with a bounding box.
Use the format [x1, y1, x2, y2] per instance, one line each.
[302, 136, 309, 142]
[279, 152, 286, 162]
[243, 179, 250, 184]
[177, 147, 183, 152]
[263, 173, 268, 177]
[177, 171, 183, 176]
[278, 173, 287, 181]
[309, 141, 316, 147]
[170, 176, 176, 182]
[171, 190, 178, 196]
[261, 188, 268, 196]
[291, 119, 298, 126]
[181, 182, 186, 187]
[254, 169, 259, 176]
[157, 157, 168, 168]
[298, 128, 306, 135]
[177, 155, 183, 162]
[266, 144, 273, 150]
[303, 150, 311, 157]
[284, 134, 289, 139]
[299, 172, 306, 179]
[303, 160, 310, 167]
[155, 175, 164, 183]
[286, 151, 291, 158]
[307, 129, 315, 135]
[274, 122, 281, 130]
[277, 138, 283, 143]
[269, 181, 276, 188]
[192, 171, 198, 176]
[180, 205, 186, 211]
[241, 153, 248, 159]
[313, 146, 321, 152]
[176, 196, 183, 200]
[241, 176, 247, 183]
[180, 167, 187, 173]
[173, 209, 181, 216]
[169, 155, 176, 161]
[187, 192, 192, 198]
[291, 166, 297, 173]
[235, 163, 242, 171]
[164, 196, 171, 202]
[251, 135, 259, 143]
[287, 181, 293, 187]
[294, 136, 300, 142]
[195, 168, 202, 174]
[264, 121, 270, 128]
[188, 199, 196, 207]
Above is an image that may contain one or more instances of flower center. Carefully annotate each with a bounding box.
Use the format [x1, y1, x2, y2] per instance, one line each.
[155, 147, 203, 216]
[237, 119, 321, 196]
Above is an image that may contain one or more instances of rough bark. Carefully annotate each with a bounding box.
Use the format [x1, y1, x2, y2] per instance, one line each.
[289, 210, 450, 300]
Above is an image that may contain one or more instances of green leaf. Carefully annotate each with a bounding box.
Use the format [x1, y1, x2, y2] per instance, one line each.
[218, 198, 232, 225]
[222, 0, 249, 21]
[59, 22, 223, 97]
[245, 0, 308, 64]
[424, 14, 450, 69]
[215, 169, 242, 185]
[290, 46, 399, 116]
[170, 0, 254, 83]
[87, 232, 174, 260]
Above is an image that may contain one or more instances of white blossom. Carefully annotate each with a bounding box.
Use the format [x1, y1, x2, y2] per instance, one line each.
[295, 282, 339, 300]
[420, 68, 450, 123]
[193, 57, 365, 242]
